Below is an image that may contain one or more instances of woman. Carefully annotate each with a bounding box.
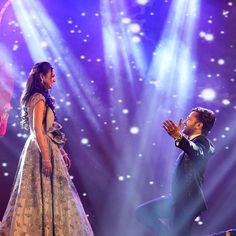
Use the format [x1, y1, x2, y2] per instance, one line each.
[0, 62, 94, 236]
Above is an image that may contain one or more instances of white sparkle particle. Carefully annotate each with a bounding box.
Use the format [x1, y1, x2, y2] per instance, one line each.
[199, 88, 216, 101]
[225, 127, 230, 131]
[199, 31, 206, 37]
[130, 126, 139, 135]
[41, 41, 48, 48]
[122, 109, 129, 114]
[118, 176, 125, 181]
[12, 44, 19, 51]
[122, 18, 131, 24]
[136, 0, 150, 5]
[218, 59, 225, 65]
[149, 181, 154, 185]
[223, 10, 229, 18]
[129, 23, 141, 33]
[81, 138, 89, 145]
[222, 99, 230, 105]
[132, 36, 141, 43]
[22, 134, 28, 139]
[205, 33, 214, 41]
[2, 163, 7, 167]
[4, 172, 9, 177]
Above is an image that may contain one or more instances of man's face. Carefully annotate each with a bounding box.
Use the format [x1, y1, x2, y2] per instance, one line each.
[183, 111, 201, 136]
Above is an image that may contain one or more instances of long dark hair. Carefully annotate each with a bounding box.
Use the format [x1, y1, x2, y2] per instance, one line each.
[20, 61, 56, 130]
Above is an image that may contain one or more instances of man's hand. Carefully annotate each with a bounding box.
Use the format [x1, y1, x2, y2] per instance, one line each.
[163, 119, 182, 139]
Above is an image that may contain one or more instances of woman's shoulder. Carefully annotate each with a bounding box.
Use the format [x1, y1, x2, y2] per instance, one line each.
[28, 92, 46, 108]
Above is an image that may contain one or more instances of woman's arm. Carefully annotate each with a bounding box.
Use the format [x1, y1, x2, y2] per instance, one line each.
[33, 100, 52, 176]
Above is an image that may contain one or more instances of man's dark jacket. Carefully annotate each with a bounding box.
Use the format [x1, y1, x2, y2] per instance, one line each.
[171, 134, 215, 215]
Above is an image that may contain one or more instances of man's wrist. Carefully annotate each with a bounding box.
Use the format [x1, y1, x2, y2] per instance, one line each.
[174, 133, 182, 141]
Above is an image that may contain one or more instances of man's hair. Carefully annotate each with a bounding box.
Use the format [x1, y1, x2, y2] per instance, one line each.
[192, 107, 216, 135]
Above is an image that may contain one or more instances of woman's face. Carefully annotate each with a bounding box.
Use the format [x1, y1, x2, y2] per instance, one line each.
[41, 69, 56, 89]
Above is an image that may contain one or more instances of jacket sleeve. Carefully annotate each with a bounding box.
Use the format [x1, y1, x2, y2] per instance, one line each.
[175, 135, 214, 160]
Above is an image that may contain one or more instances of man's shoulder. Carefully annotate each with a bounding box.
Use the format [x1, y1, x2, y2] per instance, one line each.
[194, 135, 215, 154]
[193, 134, 213, 143]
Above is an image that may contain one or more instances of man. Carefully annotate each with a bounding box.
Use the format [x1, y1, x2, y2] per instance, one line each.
[136, 107, 216, 236]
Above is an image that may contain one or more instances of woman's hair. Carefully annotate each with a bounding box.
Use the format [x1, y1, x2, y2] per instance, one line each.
[20, 61, 56, 130]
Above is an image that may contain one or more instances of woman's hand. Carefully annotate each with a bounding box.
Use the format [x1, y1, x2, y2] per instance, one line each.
[60, 147, 71, 169]
[62, 153, 71, 169]
[42, 159, 52, 177]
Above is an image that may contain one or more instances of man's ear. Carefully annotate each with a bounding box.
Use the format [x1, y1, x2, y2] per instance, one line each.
[197, 122, 203, 130]
[40, 74, 44, 80]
